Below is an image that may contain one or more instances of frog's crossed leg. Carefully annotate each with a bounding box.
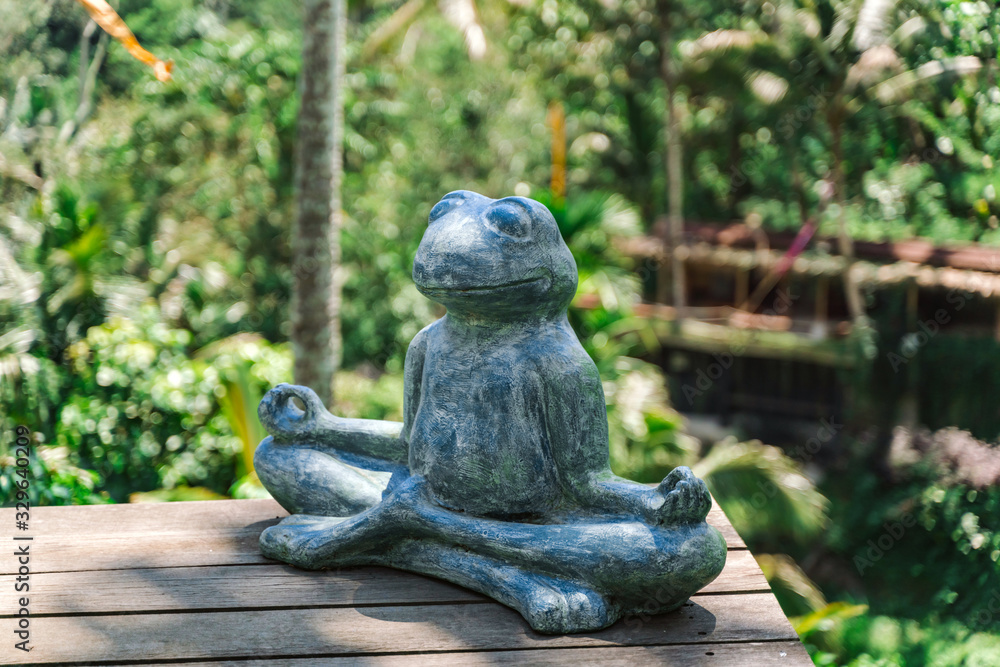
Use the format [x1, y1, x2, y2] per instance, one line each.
[262, 507, 614, 633]
[256, 458, 723, 634]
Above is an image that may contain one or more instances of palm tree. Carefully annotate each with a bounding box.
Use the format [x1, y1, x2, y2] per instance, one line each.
[656, 1, 687, 316]
[291, 0, 348, 407]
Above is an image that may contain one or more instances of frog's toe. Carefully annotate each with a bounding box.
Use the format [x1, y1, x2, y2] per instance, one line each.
[524, 579, 611, 634]
[259, 514, 350, 569]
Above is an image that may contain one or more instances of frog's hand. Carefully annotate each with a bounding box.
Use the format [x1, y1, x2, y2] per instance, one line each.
[651, 466, 712, 526]
[258, 383, 329, 441]
[258, 383, 409, 466]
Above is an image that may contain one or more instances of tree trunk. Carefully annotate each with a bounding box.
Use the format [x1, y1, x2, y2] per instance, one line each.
[830, 110, 865, 323]
[292, 0, 345, 407]
[662, 27, 686, 315]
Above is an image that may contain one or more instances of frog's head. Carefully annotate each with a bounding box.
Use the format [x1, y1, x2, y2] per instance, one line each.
[413, 191, 577, 320]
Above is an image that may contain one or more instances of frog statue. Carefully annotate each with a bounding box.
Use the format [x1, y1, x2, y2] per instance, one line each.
[255, 190, 726, 634]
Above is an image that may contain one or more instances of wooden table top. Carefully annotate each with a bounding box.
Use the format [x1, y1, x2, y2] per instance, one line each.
[1, 497, 811, 665]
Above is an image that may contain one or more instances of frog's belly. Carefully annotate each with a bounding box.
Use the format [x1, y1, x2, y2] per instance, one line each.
[409, 404, 561, 518]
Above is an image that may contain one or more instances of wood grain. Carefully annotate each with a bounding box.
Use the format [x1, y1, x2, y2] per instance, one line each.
[3, 593, 798, 665]
[5, 497, 742, 544]
[0, 498, 743, 575]
[171, 641, 813, 666]
[0, 550, 769, 617]
[0, 495, 806, 666]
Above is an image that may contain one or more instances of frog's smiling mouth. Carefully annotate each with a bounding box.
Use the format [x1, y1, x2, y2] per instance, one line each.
[418, 274, 551, 297]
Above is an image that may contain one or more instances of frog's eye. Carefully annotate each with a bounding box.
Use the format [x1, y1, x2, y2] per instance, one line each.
[486, 201, 532, 239]
[428, 197, 464, 224]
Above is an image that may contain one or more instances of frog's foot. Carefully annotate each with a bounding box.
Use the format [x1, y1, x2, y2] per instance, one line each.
[650, 466, 711, 525]
[259, 514, 358, 569]
[522, 576, 612, 634]
[259, 476, 428, 569]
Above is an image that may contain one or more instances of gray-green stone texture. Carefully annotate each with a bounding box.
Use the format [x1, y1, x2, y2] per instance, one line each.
[255, 190, 726, 634]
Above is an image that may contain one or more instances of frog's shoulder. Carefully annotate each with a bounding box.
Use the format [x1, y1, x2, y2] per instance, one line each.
[525, 324, 599, 382]
[409, 318, 444, 349]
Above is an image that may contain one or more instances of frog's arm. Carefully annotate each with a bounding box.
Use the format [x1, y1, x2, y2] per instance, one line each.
[544, 356, 662, 521]
[258, 327, 429, 467]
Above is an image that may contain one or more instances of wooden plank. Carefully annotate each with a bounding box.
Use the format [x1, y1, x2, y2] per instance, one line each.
[20, 498, 287, 535]
[0, 499, 744, 575]
[1, 550, 768, 617]
[10, 497, 742, 545]
[171, 641, 813, 666]
[0, 528, 272, 575]
[2, 593, 798, 665]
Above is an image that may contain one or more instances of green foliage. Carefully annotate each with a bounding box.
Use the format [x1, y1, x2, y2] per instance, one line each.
[757, 552, 833, 618]
[2, 3, 997, 664]
[0, 440, 107, 506]
[603, 355, 700, 482]
[807, 615, 1000, 667]
[55, 307, 291, 501]
[800, 426, 1000, 665]
[695, 437, 829, 547]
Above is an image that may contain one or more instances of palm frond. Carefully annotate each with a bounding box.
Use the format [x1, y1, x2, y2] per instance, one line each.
[845, 44, 902, 91]
[439, 0, 486, 61]
[889, 15, 926, 46]
[694, 437, 829, 543]
[853, 0, 897, 50]
[687, 29, 760, 59]
[756, 553, 827, 617]
[95, 276, 150, 320]
[873, 56, 982, 104]
[362, 0, 431, 61]
[0, 235, 40, 305]
[0, 327, 40, 388]
[577, 268, 641, 313]
[792, 601, 869, 638]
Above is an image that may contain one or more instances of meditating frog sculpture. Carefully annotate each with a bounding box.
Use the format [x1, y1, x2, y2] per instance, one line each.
[255, 190, 726, 634]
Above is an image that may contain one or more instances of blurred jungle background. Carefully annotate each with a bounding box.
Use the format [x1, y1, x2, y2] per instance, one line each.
[2, 0, 999, 664]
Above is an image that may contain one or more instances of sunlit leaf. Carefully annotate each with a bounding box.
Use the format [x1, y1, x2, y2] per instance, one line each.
[845, 44, 902, 91]
[746, 70, 789, 105]
[792, 601, 869, 638]
[756, 553, 827, 617]
[694, 438, 829, 542]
